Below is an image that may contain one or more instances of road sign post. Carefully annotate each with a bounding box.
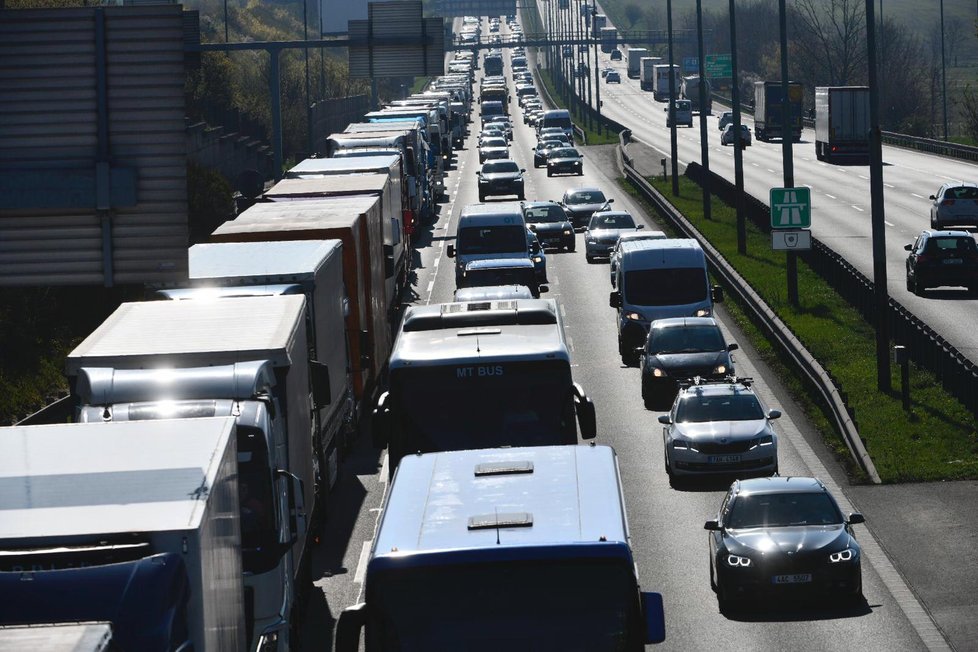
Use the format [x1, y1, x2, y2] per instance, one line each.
[704, 53, 731, 79]
[771, 187, 811, 307]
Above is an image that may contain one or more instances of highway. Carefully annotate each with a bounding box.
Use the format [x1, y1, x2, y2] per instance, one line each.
[569, 3, 978, 362]
[299, 19, 940, 650]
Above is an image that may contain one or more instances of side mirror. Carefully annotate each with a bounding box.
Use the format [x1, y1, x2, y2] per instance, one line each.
[573, 383, 597, 439]
[767, 409, 782, 420]
[372, 391, 391, 448]
[275, 469, 305, 549]
[609, 291, 621, 308]
[637, 224, 645, 230]
[658, 415, 672, 425]
[712, 285, 724, 303]
[703, 519, 721, 531]
[335, 603, 368, 652]
[310, 360, 332, 409]
[383, 245, 395, 279]
[520, 168, 526, 173]
[904, 244, 912, 251]
[727, 343, 739, 352]
[447, 243, 456, 258]
[476, 171, 482, 176]
[359, 330, 372, 366]
[641, 592, 666, 644]
[928, 195, 936, 200]
[539, 284, 549, 294]
[848, 512, 865, 525]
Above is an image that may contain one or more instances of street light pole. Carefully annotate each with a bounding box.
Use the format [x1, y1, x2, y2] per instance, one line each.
[940, 0, 948, 140]
[779, 0, 798, 307]
[666, 0, 679, 196]
[729, 0, 747, 254]
[695, 0, 712, 220]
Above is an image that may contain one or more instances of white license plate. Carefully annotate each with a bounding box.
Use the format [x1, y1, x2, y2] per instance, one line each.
[772, 573, 812, 584]
[708, 455, 741, 464]
[942, 258, 963, 265]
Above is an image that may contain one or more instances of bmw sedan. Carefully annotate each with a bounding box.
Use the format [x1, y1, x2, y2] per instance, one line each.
[561, 187, 612, 231]
[721, 124, 752, 147]
[658, 377, 780, 483]
[546, 147, 584, 177]
[522, 201, 576, 252]
[532, 138, 568, 167]
[640, 318, 738, 410]
[705, 476, 865, 611]
[476, 160, 525, 201]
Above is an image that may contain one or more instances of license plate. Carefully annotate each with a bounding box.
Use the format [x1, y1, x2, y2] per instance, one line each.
[942, 258, 963, 265]
[772, 574, 812, 584]
[708, 455, 741, 464]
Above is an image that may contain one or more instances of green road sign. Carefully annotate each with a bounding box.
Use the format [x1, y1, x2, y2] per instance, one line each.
[770, 187, 811, 229]
[704, 54, 731, 79]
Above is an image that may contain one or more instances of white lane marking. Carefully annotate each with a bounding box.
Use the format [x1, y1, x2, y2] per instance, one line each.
[802, 184, 813, 189]
[767, 169, 776, 174]
[427, 280, 434, 293]
[433, 257, 440, 267]
[911, 193, 925, 199]
[566, 336, 574, 352]
[852, 205, 864, 212]
[884, 183, 895, 188]
[379, 453, 389, 483]
[859, 175, 869, 180]
[826, 194, 837, 200]
[885, 221, 895, 227]
[353, 541, 372, 584]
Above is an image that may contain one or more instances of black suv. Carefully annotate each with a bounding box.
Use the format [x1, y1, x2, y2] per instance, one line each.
[522, 201, 575, 252]
[904, 230, 978, 295]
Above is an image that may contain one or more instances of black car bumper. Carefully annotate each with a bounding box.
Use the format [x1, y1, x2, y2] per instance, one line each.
[717, 558, 862, 602]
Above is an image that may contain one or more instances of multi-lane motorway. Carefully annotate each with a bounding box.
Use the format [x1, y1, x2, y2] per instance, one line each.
[297, 19, 952, 650]
[575, 4, 978, 362]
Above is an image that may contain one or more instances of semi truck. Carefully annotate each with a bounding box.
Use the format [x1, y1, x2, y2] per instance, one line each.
[640, 57, 662, 91]
[627, 47, 648, 79]
[372, 299, 597, 474]
[652, 64, 680, 102]
[210, 196, 393, 403]
[483, 52, 504, 77]
[592, 12, 607, 32]
[158, 239, 355, 485]
[263, 173, 408, 310]
[681, 75, 712, 115]
[358, 116, 447, 201]
[335, 445, 666, 650]
[0, 418, 246, 651]
[753, 80, 803, 142]
[599, 26, 618, 54]
[815, 86, 870, 163]
[64, 296, 318, 651]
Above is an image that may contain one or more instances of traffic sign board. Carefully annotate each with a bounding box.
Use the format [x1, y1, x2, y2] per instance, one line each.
[772, 229, 811, 251]
[704, 54, 731, 79]
[683, 56, 698, 73]
[770, 187, 811, 229]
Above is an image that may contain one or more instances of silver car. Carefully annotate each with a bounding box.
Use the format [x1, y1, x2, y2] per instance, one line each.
[930, 182, 978, 229]
[658, 378, 780, 486]
[584, 210, 643, 262]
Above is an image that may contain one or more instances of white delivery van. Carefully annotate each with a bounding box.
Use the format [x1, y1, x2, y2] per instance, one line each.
[446, 203, 529, 285]
[609, 239, 723, 365]
[538, 109, 574, 142]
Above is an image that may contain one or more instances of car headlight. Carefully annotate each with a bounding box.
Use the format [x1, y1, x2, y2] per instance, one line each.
[749, 434, 774, 449]
[563, 229, 572, 235]
[532, 256, 543, 264]
[650, 367, 666, 378]
[726, 554, 752, 567]
[713, 364, 727, 375]
[829, 548, 857, 563]
[671, 438, 692, 450]
[694, 308, 712, 317]
[625, 311, 645, 321]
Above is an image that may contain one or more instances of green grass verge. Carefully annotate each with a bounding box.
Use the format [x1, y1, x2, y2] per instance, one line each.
[621, 174, 978, 483]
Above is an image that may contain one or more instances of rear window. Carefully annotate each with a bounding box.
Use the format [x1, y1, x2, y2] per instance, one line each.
[946, 186, 978, 200]
[925, 237, 977, 253]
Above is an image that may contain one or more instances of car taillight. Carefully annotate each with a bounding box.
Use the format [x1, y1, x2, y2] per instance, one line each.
[942, 199, 955, 207]
[915, 254, 929, 263]
[403, 209, 415, 235]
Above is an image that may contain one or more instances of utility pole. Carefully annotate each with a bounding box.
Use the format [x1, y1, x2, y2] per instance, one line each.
[695, 0, 712, 220]
[729, 0, 746, 254]
[779, 0, 798, 307]
[666, 0, 679, 195]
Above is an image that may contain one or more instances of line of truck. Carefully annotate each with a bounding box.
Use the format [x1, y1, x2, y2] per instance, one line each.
[1, 67, 477, 651]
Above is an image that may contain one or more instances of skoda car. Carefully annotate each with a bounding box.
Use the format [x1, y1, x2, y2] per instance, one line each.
[904, 230, 978, 295]
[584, 210, 642, 262]
[522, 201, 576, 252]
[705, 476, 865, 611]
[561, 187, 612, 231]
[640, 318, 738, 410]
[477, 160, 525, 201]
[478, 136, 509, 163]
[658, 377, 780, 484]
[546, 147, 584, 177]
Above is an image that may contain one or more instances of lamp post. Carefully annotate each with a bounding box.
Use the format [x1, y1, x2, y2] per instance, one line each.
[729, 0, 747, 254]
[940, 0, 948, 140]
[695, 0, 712, 220]
[778, 0, 798, 307]
[666, 0, 679, 196]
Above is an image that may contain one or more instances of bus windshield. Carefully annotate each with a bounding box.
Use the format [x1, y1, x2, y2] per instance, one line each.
[391, 360, 574, 451]
[368, 558, 641, 651]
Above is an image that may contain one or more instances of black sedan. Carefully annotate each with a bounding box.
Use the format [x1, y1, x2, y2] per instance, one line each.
[705, 476, 865, 612]
[477, 160, 525, 201]
[532, 138, 568, 167]
[560, 187, 611, 231]
[546, 147, 584, 177]
[522, 201, 576, 252]
[904, 229, 978, 295]
[639, 317, 737, 410]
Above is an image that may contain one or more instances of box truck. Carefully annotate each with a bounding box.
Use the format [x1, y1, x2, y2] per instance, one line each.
[627, 47, 648, 79]
[640, 57, 661, 92]
[753, 80, 804, 142]
[652, 64, 680, 102]
[815, 86, 870, 162]
[681, 75, 712, 115]
[0, 418, 246, 651]
[64, 297, 317, 651]
[210, 196, 392, 402]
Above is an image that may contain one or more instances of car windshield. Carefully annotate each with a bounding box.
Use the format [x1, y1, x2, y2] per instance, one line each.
[623, 267, 708, 306]
[482, 161, 519, 174]
[566, 190, 607, 205]
[945, 186, 978, 200]
[675, 392, 764, 422]
[590, 213, 634, 229]
[482, 138, 507, 148]
[648, 325, 724, 354]
[538, 140, 563, 151]
[457, 224, 526, 254]
[727, 492, 844, 528]
[551, 148, 579, 158]
[524, 205, 567, 223]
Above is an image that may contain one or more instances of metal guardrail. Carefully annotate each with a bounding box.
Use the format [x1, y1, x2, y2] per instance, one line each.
[618, 131, 881, 483]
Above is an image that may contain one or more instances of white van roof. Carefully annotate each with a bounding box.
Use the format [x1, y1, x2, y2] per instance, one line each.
[458, 202, 525, 226]
[620, 238, 706, 267]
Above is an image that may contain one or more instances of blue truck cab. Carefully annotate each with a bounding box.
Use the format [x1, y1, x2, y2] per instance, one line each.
[335, 445, 666, 651]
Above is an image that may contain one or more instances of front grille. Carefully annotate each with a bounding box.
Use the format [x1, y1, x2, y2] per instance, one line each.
[676, 456, 774, 471]
[693, 440, 755, 454]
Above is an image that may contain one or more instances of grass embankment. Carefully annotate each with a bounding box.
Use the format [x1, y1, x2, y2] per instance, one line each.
[621, 174, 978, 483]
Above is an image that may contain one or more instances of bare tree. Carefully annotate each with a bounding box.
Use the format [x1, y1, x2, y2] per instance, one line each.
[792, 0, 866, 85]
[957, 86, 978, 143]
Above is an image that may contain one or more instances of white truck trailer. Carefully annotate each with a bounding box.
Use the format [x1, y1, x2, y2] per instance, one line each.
[640, 57, 662, 91]
[652, 64, 680, 102]
[627, 47, 648, 79]
[815, 86, 871, 162]
[0, 418, 245, 651]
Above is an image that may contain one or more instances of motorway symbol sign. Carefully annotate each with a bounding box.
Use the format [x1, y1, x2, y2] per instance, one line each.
[704, 54, 731, 79]
[770, 187, 811, 229]
[772, 229, 812, 251]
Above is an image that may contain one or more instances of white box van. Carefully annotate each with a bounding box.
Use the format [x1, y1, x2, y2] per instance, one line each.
[538, 109, 574, 142]
[447, 203, 529, 285]
[609, 239, 723, 365]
